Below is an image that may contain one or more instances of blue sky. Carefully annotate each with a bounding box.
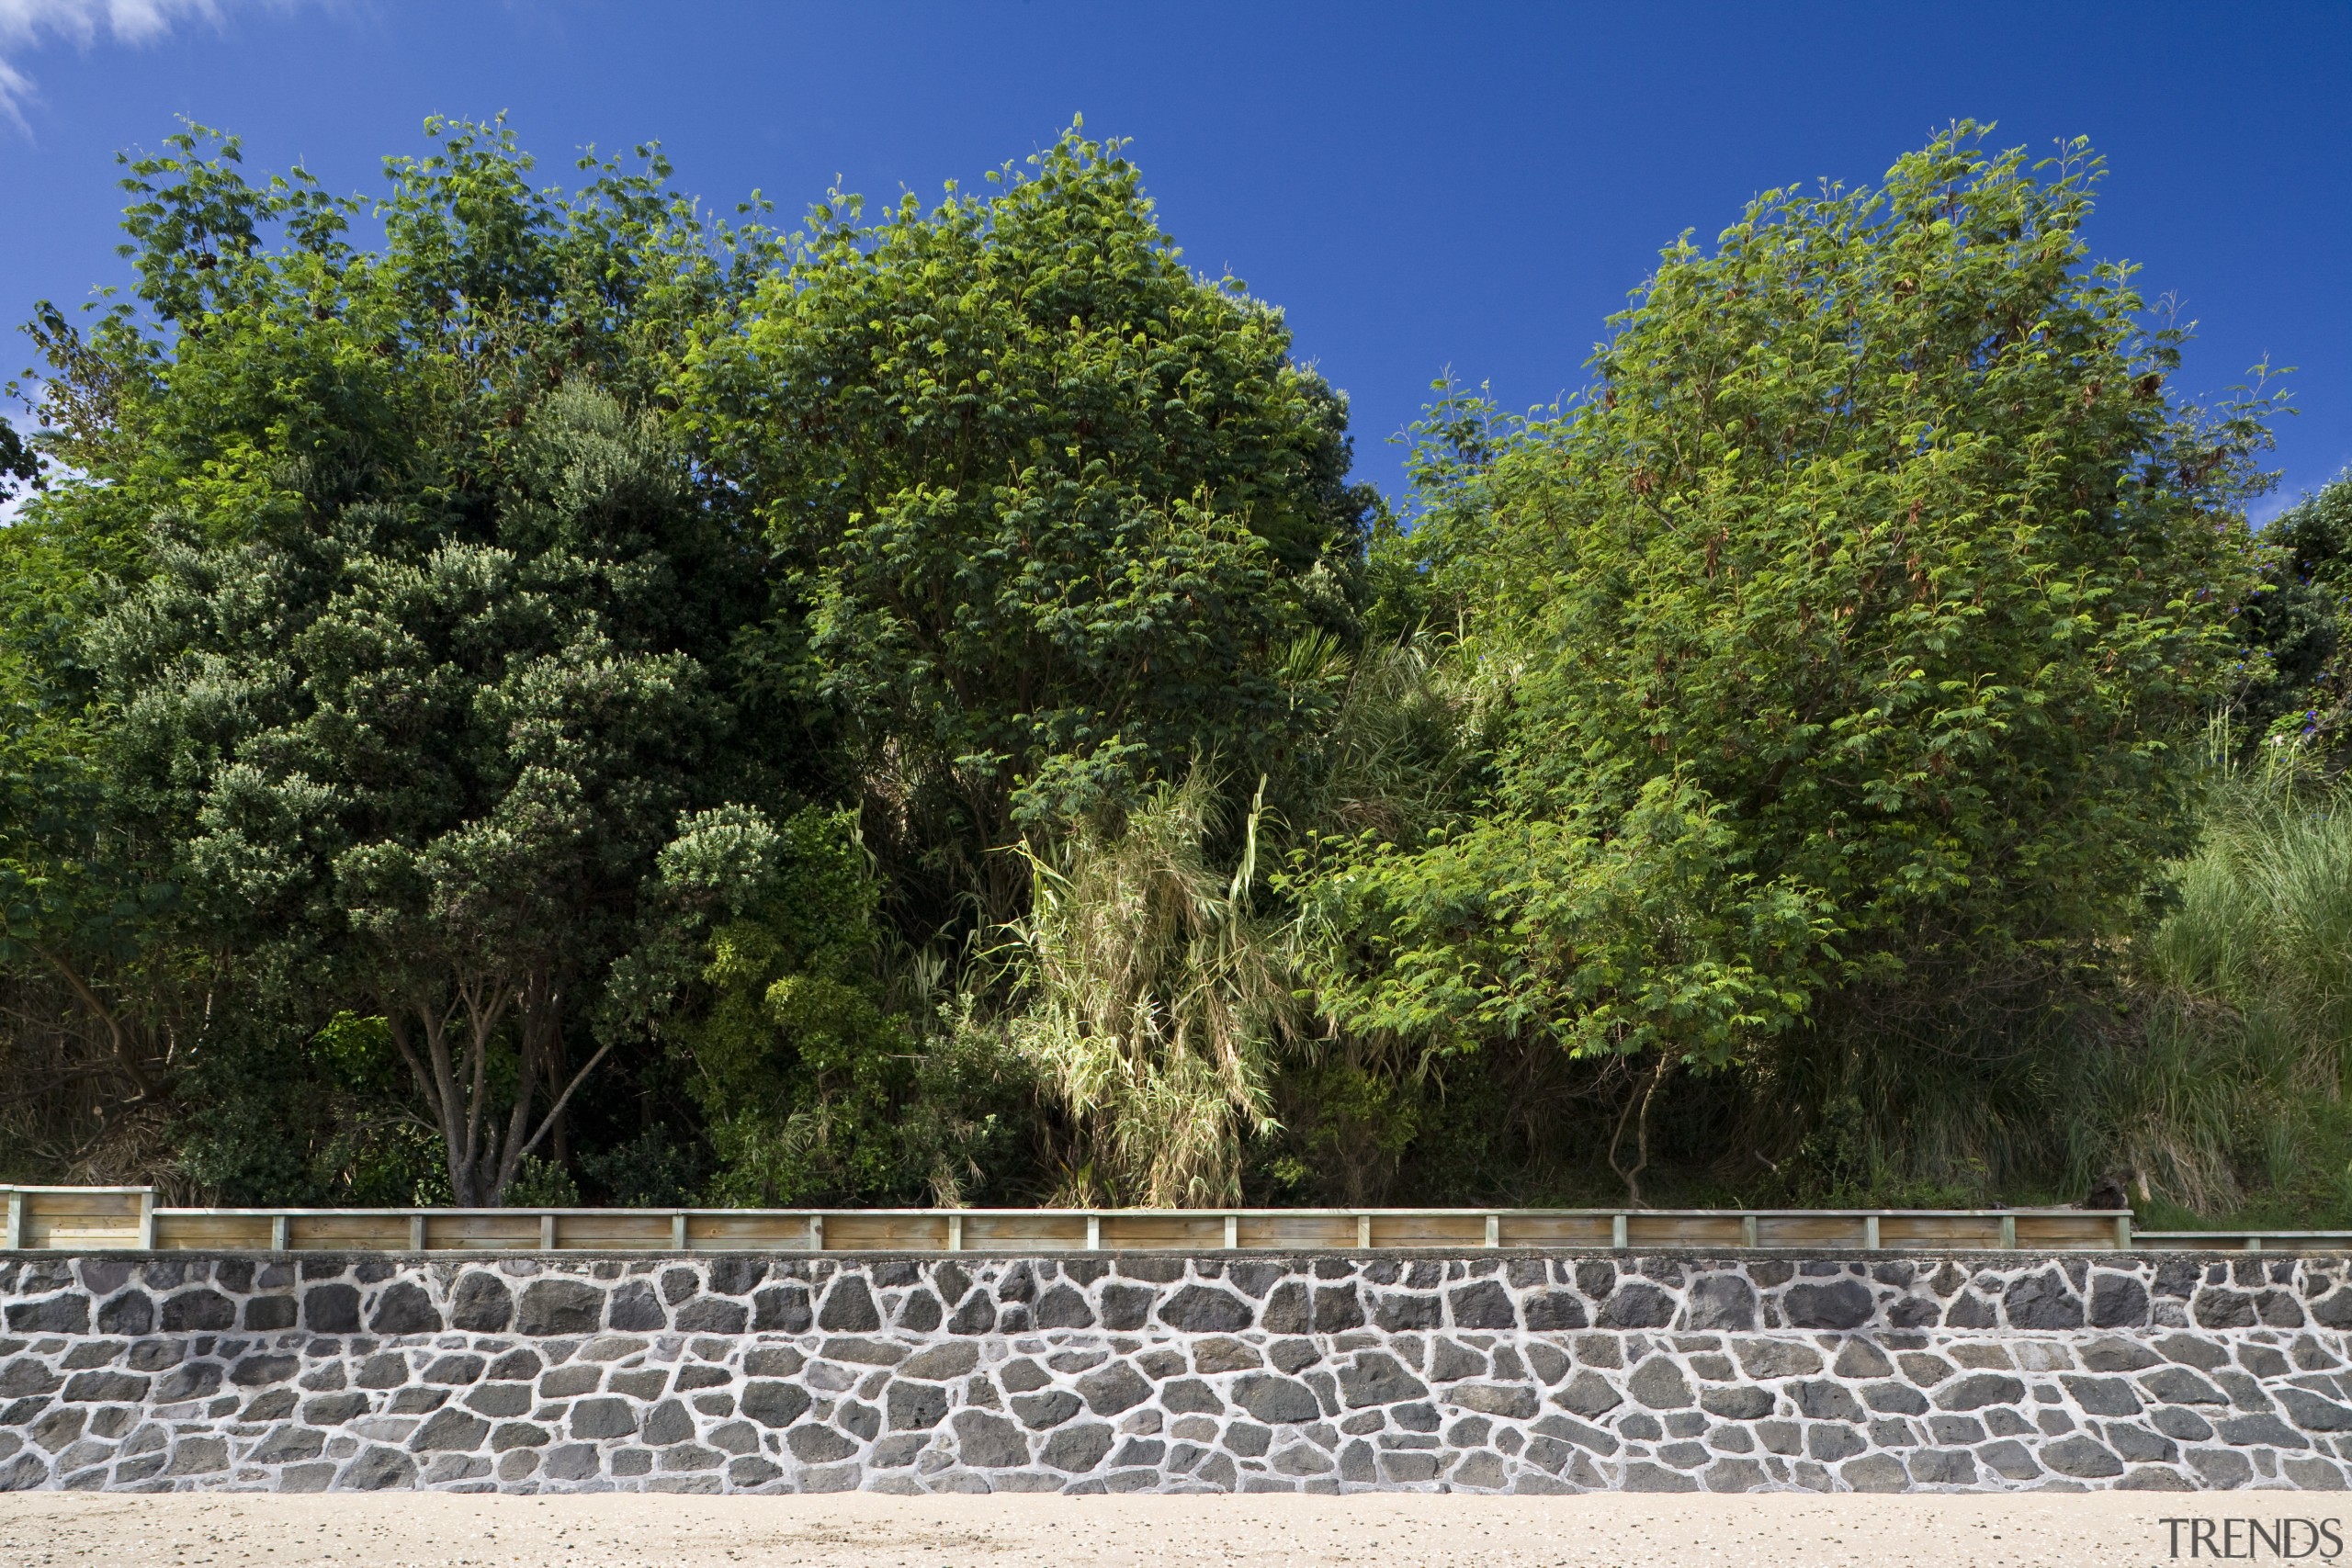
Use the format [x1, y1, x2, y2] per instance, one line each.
[2, 1, 2346, 517]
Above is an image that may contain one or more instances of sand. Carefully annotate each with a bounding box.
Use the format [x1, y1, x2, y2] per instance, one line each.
[0, 1491, 2313, 1566]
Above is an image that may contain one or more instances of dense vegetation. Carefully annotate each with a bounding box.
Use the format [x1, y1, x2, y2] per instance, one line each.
[2, 116, 2343, 1227]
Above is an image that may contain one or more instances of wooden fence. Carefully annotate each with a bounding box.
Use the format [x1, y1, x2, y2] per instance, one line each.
[0, 1185, 2150, 1254]
[2133, 1229, 2352, 1253]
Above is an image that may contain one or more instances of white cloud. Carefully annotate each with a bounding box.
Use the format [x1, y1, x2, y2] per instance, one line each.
[0, 0, 233, 130]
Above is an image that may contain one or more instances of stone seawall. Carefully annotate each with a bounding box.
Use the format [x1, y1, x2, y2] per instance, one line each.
[4, 1250, 2351, 1495]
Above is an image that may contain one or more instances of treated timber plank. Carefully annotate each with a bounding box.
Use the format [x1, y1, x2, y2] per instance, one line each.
[825, 1213, 952, 1250]
[551, 1213, 675, 1250]
[153, 1213, 272, 1250]
[1099, 1214, 1224, 1250]
[2012, 1213, 2119, 1250]
[2137, 1230, 2352, 1248]
[961, 1213, 1087, 1251]
[1753, 1214, 1871, 1248]
[1627, 1214, 1747, 1248]
[1879, 1214, 2005, 1248]
[1373, 1213, 1488, 1249]
[26, 1219, 141, 1249]
[23, 1189, 143, 1249]
[423, 1214, 540, 1251]
[687, 1213, 817, 1251]
[1237, 1213, 1356, 1250]
[287, 1214, 416, 1251]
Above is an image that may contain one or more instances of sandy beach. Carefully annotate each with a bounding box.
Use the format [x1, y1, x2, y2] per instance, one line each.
[0, 1491, 2310, 1567]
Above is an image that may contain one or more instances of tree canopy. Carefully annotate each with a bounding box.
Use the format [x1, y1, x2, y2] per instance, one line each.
[682, 130, 1372, 929]
[0, 116, 2319, 1222]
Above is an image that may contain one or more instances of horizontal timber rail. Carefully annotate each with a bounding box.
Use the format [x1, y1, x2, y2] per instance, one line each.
[0, 1186, 2139, 1254]
[2136, 1229, 2352, 1252]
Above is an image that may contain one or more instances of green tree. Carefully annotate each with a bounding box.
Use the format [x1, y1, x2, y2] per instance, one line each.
[613, 804, 1024, 1206]
[684, 124, 1373, 934]
[2238, 474, 2352, 752]
[0, 422, 34, 501]
[1310, 126, 2275, 1199]
[17, 121, 786, 1204]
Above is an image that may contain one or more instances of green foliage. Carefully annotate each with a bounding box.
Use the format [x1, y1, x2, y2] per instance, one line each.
[503, 1156, 582, 1208]
[1305, 124, 2275, 1201]
[2240, 473, 2352, 752]
[13, 120, 786, 1204]
[3, 112, 2329, 1224]
[577, 1127, 704, 1208]
[1316, 777, 1832, 1066]
[683, 123, 1373, 930]
[0, 422, 35, 502]
[173, 1019, 455, 1208]
[622, 805, 1025, 1206]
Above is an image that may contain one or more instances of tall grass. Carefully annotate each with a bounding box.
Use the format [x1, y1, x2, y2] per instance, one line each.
[2109, 738, 2352, 1221]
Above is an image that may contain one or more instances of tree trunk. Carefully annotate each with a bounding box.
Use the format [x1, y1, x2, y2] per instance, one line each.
[386, 976, 612, 1208]
[1609, 1053, 1678, 1209]
[39, 948, 159, 1101]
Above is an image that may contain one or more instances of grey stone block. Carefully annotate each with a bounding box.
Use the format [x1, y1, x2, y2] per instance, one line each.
[369, 1282, 439, 1335]
[1597, 1286, 1677, 1329]
[1160, 1287, 1253, 1334]
[2216, 1413, 2309, 1448]
[1629, 1359, 1694, 1411]
[1806, 1424, 1864, 1461]
[2041, 1435, 2123, 1478]
[1078, 1362, 1150, 1416]
[952, 1410, 1028, 1468]
[1556, 1371, 1623, 1417]
[1935, 1373, 2025, 1412]
[1621, 1461, 1699, 1492]
[1908, 1448, 1976, 1484]
[1782, 1280, 1872, 1330]
[1231, 1375, 1318, 1425]
[569, 1398, 637, 1439]
[515, 1280, 604, 1337]
[1735, 1340, 1822, 1379]
[340, 1445, 416, 1490]
[1842, 1453, 1908, 1492]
